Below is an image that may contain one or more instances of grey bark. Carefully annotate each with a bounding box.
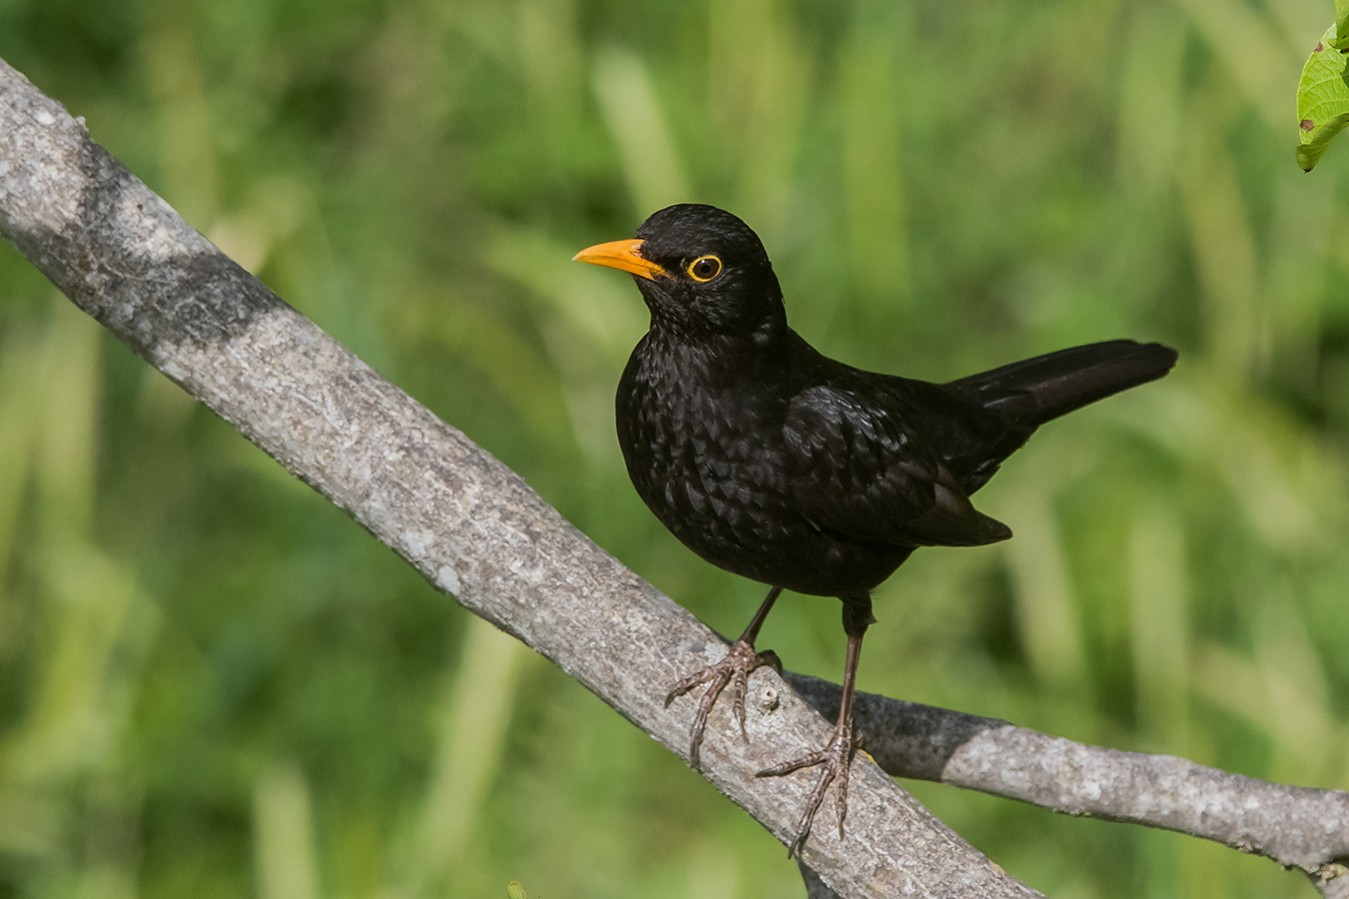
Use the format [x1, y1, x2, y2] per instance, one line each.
[1, 56, 1345, 898]
[789, 675, 1349, 897]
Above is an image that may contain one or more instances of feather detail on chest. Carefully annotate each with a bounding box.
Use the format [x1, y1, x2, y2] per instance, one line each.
[616, 331, 795, 540]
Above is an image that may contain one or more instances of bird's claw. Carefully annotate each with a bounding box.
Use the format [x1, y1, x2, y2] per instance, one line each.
[665, 638, 780, 769]
[756, 721, 856, 858]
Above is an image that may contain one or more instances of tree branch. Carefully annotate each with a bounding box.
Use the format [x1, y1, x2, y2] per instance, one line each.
[788, 675, 1349, 897]
[2, 56, 1345, 899]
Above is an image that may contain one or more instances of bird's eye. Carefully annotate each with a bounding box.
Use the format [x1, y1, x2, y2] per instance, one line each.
[686, 255, 723, 282]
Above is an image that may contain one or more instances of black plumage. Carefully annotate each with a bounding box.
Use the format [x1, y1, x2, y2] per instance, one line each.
[575, 203, 1177, 855]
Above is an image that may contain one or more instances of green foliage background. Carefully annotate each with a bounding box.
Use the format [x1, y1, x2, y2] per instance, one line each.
[1, 1, 1347, 897]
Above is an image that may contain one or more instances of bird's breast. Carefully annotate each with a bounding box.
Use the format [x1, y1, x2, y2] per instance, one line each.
[617, 351, 792, 544]
[615, 342, 908, 595]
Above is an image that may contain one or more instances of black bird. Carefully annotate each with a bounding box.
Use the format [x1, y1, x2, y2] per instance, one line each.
[574, 203, 1177, 856]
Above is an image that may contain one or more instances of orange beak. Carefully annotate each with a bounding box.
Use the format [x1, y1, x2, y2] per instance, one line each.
[572, 238, 668, 281]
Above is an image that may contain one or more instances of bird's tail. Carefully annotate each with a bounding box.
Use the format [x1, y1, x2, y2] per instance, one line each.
[948, 339, 1178, 426]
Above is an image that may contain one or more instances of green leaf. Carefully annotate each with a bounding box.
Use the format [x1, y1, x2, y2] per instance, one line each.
[506, 882, 528, 899]
[1296, 24, 1349, 171]
[1335, 0, 1349, 51]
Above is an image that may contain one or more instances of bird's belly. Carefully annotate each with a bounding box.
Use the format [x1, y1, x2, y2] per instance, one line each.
[619, 426, 909, 596]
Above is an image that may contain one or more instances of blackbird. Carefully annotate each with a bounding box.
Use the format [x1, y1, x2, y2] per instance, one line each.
[574, 203, 1177, 856]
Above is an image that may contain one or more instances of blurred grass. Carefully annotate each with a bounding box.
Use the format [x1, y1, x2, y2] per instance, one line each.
[1, 0, 1347, 896]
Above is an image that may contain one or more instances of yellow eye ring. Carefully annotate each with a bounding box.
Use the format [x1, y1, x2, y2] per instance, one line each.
[686, 255, 723, 282]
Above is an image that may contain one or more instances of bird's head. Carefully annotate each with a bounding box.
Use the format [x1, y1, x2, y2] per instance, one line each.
[574, 204, 786, 346]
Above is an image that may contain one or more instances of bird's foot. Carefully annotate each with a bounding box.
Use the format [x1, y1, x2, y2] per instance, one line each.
[755, 719, 856, 858]
[664, 638, 782, 769]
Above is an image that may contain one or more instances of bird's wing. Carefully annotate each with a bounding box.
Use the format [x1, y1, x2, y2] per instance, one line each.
[782, 385, 1012, 548]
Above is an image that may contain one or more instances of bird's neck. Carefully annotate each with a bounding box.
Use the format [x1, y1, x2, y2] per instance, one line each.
[640, 320, 791, 391]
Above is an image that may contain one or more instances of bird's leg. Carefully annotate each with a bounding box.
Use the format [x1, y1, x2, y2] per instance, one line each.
[756, 593, 873, 858]
[665, 585, 784, 769]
